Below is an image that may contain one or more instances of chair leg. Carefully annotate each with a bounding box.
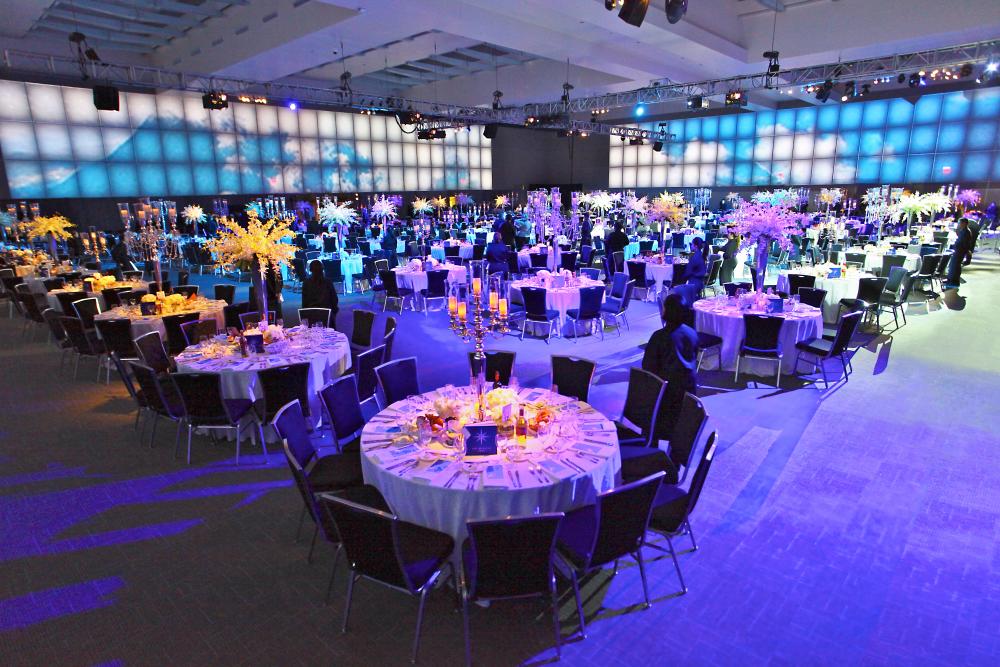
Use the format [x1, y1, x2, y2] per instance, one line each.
[411, 585, 429, 664]
[307, 524, 319, 564]
[685, 519, 698, 552]
[665, 536, 688, 595]
[462, 593, 472, 667]
[775, 357, 781, 388]
[325, 545, 342, 605]
[186, 423, 194, 465]
[635, 548, 651, 609]
[734, 355, 740, 384]
[570, 570, 586, 638]
[341, 573, 356, 634]
[551, 581, 562, 659]
[149, 413, 159, 448]
[696, 349, 705, 372]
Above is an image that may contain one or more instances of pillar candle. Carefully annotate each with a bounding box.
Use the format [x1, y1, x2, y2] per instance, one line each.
[448, 295, 458, 315]
[472, 277, 482, 296]
[457, 301, 467, 321]
[498, 298, 508, 317]
[489, 291, 498, 311]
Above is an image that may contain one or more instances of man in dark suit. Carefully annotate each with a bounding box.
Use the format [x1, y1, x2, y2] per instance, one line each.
[965, 216, 982, 266]
[945, 218, 972, 289]
[579, 212, 593, 248]
[720, 232, 740, 284]
[498, 214, 516, 248]
[604, 223, 629, 278]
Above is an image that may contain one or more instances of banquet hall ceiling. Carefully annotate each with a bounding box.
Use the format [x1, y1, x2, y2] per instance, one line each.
[2, 0, 999, 113]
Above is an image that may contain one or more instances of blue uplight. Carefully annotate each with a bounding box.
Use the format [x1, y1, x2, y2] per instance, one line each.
[634, 104, 646, 117]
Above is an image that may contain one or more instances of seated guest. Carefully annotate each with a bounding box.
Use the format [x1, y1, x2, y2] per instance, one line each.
[485, 238, 509, 274]
[642, 292, 698, 441]
[301, 259, 339, 321]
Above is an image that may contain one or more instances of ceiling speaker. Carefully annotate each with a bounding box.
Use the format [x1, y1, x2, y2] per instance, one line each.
[93, 85, 119, 111]
[618, 0, 650, 27]
[666, 0, 688, 24]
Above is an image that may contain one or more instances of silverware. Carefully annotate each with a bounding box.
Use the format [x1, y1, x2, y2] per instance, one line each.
[395, 461, 418, 476]
[560, 457, 585, 474]
[443, 470, 462, 489]
[385, 457, 416, 471]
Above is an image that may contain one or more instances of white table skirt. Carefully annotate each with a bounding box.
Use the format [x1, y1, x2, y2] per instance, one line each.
[360, 386, 620, 561]
[94, 299, 228, 340]
[694, 298, 825, 375]
[518, 248, 558, 271]
[430, 243, 474, 262]
[318, 253, 364, 293]
[174, 327, 351, 424]
[646, 262, 678, 285]
[776, 271, 871, 322]
[393, 264, 467, 293]
[507, 277, 605, 320]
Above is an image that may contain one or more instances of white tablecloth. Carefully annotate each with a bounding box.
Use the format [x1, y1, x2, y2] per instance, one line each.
[843, 248, 920, 273]
[174, 326, 351, 424]
[393, 263, 467, 293]
[318, 253, 365, 293]
[518, 247, 558, 271]
[360, 386, 620, 561]
[776, 269, 871, 322]
[693, 297, 825, 375]
[93, 298, 228, 340]
[645, 261, 682, 286]
[507, 276, 605, 320]
[45, 280, 150, 312]
[430, 242, 474, 262]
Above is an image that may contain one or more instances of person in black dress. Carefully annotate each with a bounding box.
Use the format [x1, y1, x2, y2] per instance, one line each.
[604, 223, 630, 277]
[642, 293, 699, 442]
[720, 232, 740, 285]
[300, 259, 339, 322]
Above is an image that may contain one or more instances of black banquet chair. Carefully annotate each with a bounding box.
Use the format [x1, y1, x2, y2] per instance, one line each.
[214, 283, 236, 305]
[162, 312, 200, 355]
[614, 367, 666, 447]
[319, 492, 456, 664]
[256, 362, 312, 433]
[61, 315, 106, 381]
[550, 355, 596, 403]
[797, 287, 827, 310]
[319, 374, 367, 453]
[565, 285, 605, 341]
[519, 286, 559, 342]
[735, 314, 785, 387]
[794, 310, 863, 389]
[128, 360, 184, 448]
[350, 308, 377, 352]
[555, 471, 666, 637]
[462, 513, 565, 665]
[355, 344, 386, 405]
[171, 372, 261, 464]
[298, 307, 332, 328]
[646, 431, 719, 595]
[134, 330, 172, 375]
[375, 357, 420, 407]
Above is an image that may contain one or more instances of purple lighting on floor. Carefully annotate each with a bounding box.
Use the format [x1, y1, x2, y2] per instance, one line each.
[0, 577, 125, 631]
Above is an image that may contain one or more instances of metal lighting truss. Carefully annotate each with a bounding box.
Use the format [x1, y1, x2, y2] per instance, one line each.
[2, 38, 996, 139]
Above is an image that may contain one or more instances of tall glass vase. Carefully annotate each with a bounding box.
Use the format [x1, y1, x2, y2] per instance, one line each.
[754, 237, 770, 294]
[250, 259, 268, 322]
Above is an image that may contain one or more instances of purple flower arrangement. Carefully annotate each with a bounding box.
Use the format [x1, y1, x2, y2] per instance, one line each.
[722, 201, 807, 251]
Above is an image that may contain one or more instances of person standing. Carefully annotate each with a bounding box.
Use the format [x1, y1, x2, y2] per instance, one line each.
[579, 212, 593, 249]
[945, 218, 972, 289]
[301, 259, 339, 324]
[498, 213, 516, 248]
[965, 215, 982, 265]
[642, 293, 699, 443]
[604, 223, 629, 278]
[720, 232, 740, 284]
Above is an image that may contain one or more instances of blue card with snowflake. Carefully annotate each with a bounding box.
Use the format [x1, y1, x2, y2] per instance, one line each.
[463, 422, 498, 457]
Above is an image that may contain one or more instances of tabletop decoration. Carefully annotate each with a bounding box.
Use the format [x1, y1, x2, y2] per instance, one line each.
[318, 201, 359, 230]
[723, 200, 806, 294]
[206, 210, 295, 317]
[892, 191, 951, 236]
[431, 196, 448, 210]
[954, 188, 981, 216]
[370, 195, 397, 222]
[412, 197, 434, 215]
[182, 204, 206, 234]
[24, 214, 74, 259]
[494, 194, 510, 209]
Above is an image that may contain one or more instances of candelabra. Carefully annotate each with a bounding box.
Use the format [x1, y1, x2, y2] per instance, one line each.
[446, 272, 509, 361]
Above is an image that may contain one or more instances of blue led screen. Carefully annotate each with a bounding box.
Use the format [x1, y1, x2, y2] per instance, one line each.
[0, 81, 493, 198]
[609, 87, 1000, 188]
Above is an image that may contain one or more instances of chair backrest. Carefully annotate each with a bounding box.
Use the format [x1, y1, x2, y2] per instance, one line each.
[787, 273, 816, 294]
[56, 291, 86, 315]
[580, 245, 593, 265]
[162, 312, 200, 355]
[529, 252, 548, 268]
[609, 272, 628, 299]
[425, 269, 449, 297]
[258, 362, 312, 421]
[320, 374, 366, 446]
[60, 316, 97, 355]
[173, 285, 198, 298]
[917, 254, 939, 276]
[742, 314, 783, 353]
[576, 285, 604, 319]
[171, 372, 231, 426]
[42, 308, 67, 342]
[444, 245, 460, 258]
[683, 431, 718, 519]
[43, 277, 65, 291]
[666, 393, 708, 475]
[520, 286, 549, 318]
[934, 253, 951, 278]
[355, 343, 386, 402]
[897, 272, 916, 302]
[270, 399, 317, 469]
[587, 472, 665, 567]
[109, 352, 140, 404]
[797, 287, 827, 309]
[223, 302, 250, 330]
[128, 360, 180, 418]
[351, 308, 377, 346]
[619, 280, 635, 311]
[830, 311, 863, 356]
[468, 351, 516, 385]
[880, 254, 906, 277]
[845, 252, 866, 266]
[72, 297, 101, 329]
[625, 260, 647, 285]
[214, 284, 236, 305]
[622, 367, 666, 443]
[551, 355, 596, 403]
[322, 258, 344, 281]
[375, 357, 419, 406]
[320, 494, 411, 591]
[177, 270, 190, 286]
[380, 269, 404, 297]
[180, 318, 218, 347]
[560, 251, 578, 273]
[883, 265, 907, 294]
[298, 307, 332, 328]
[579, 267, 600, 281]
[856, 277, 888, 304]
[134, 331, 171, 374]
[95, 318, 136, 358]
[465, 513, 564, 600]
[472, 244, 486, 260]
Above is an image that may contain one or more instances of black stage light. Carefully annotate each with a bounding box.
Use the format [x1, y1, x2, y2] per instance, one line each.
[687, 95, 705, 109]
[666, 0, 688, 24]
[629, 138, 644, 145]
[815, 80, 833, 103]
[764, 50, 780, 74]
[652, 140, 664, 152]
[202, 92, 228, 110]
[484, 124, 499, 139]
[618, 0, 650, 27]
[93, 85, 119, 111]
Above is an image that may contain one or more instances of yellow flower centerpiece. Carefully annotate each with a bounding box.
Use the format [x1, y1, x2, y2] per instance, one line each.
[85, 273, 118, 290]
[24, 214, 75, 259]
[205, 211, 295, 315]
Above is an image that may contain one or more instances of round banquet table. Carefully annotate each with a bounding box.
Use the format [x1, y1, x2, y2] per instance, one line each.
[430, 242, 474, 262]
[693, 296, 825, 375]
[93, 298, 228, 340]
[45, 281, 150, 312]
[392, 263, 467, 293]
[318, 253, 364, 293]
[174, 326, 351, 427]
[360, 385, 621, 560]
[517, 247, 558, 271]
[643, 260, 684, 286]
[24, 269, 96, 294]
[776, 268, 872, 322]
[507, 275, 606, 322]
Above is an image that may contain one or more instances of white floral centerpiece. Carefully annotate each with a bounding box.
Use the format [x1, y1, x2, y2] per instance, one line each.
[371, 195, 397, 221]
[182, 204, 206, 226]
[318, 201, 359, 231]
[412, 197, 434, 215]
[723, 201, 807, 293]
